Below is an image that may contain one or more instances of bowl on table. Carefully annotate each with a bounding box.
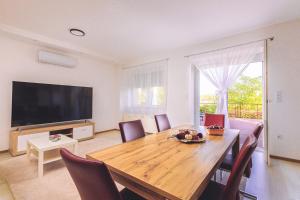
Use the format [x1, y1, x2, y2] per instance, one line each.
[174, 129, 205, 144]
[49, 134, 61, 142]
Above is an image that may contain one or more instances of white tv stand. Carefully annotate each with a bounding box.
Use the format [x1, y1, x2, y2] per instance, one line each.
[9, 121, 95, 156]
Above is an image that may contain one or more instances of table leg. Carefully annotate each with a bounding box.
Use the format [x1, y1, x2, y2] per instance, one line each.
[26, 143, 31, 158]
[232, 134, 240, 160]
[38, 150, 44, 178]
[73, 142, 78, 155]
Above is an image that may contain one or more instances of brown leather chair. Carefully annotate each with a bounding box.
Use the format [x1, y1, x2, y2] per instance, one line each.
[204, 113, 225, 128]
[119, 120, 145, 143]
[220, 123, 264, 177]
[199, 135, 258, 200]
[60, 148, 144, 200]
[154, 114, 171, 132]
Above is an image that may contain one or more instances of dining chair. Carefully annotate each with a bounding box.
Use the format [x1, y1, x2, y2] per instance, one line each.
[220, 123, 264, 177]
[204, 113, 225, 128]
[154, 114, 171, 132]
[60, 148, 144, 200]
[199, 134, 258, 200]
[119, 120, 146, 143]
[252, 123, 264, 140]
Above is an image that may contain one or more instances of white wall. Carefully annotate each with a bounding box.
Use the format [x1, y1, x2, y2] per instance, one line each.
[122, 19, 300, 160]
[0, 33, 119, 151]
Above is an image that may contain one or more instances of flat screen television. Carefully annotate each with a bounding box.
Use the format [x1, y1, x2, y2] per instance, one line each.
[11, 81, 93, 127]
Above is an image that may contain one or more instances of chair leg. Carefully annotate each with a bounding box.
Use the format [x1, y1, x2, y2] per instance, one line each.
[219, 169, 223, 181]
[239, 190, 258, 200]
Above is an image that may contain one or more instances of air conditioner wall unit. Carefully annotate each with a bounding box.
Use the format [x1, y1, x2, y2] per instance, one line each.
[38, 50, 77, 68]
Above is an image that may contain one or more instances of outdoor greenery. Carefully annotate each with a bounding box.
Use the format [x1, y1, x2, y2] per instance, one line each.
[228, 76, 262, 104]
[200, 75, 263, 119]
[200, 95, 217, 113]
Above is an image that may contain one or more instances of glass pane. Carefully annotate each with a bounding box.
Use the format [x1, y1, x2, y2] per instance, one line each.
[135, 88, 147, 105]
[152, 86, 165, 106]
[228, 62, 263, 119]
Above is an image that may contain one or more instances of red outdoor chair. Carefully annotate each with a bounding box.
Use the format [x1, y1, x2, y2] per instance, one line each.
[199, 134, 258, 200]
[154, 114, 171, 132]
[60, 148, 144, 200]
[119, 120, 146, 143]
[204, 113, 225, 128]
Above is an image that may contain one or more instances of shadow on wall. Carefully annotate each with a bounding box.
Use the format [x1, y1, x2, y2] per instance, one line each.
[122, 114, 158, 133]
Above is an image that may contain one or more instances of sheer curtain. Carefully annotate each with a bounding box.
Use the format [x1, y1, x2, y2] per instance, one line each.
[120, 60, 168, 115]
[189, 41, 264, 128]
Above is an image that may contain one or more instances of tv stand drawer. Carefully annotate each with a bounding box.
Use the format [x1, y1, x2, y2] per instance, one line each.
[73, 125, 93, 140]
[17, 132, 49, 152]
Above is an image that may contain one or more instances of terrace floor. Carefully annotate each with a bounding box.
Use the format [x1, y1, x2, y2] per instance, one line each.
[200, 117, 264, 148]
[229, 118, 264, 148]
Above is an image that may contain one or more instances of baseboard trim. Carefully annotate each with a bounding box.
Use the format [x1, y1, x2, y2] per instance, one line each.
[270, 155, 300, 164]
[95, 129, 119, 134]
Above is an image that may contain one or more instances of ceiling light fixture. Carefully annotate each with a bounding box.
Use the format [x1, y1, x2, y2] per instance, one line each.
[69, 28, 85, 37]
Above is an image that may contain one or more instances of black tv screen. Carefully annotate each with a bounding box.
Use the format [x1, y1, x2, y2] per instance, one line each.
[11, 81, 93, 127]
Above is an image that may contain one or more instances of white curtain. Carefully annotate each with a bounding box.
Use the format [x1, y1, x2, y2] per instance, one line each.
[190, 41, 264, 128]
[121, 60, 168, 115]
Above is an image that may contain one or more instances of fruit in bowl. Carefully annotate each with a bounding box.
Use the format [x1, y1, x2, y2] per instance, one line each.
[49, 134, 61, 142]
[197, 132, 203, 138]
[206, 125, 224, 135]
[176, 129, 189, 139]
[175, 129, 203, 141]
[207, 125, 223, 130]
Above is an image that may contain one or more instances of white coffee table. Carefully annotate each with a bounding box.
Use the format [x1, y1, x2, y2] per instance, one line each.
[27, 134, 78, 178]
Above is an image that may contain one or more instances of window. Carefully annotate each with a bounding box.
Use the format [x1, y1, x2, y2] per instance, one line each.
[134, 86, 165, 106]
[136, 88, 147, 105]
[199, 62, 263, 124]
[152, 86, 165, 106]
[121, 60, 168, 114]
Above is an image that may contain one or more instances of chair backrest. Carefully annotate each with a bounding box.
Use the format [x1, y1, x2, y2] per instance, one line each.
[60, 148, 122, 200]
[204, 113, 225, 128]
[119, 120, 145, 143]
[253, 123, 264, 140]
[154, 114, 171, 132]
[222, 135, 258, 200]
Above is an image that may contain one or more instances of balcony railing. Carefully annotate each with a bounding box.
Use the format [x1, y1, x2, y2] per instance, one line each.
[200, 102, 262, 119]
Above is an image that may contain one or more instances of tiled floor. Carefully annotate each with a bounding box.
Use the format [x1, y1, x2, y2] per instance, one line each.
[0, 131, 299, 200]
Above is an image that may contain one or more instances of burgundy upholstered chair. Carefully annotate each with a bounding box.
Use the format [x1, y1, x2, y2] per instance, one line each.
[220, 123, 264, 177]
[60, 148, 144, 200]
[119, 120, 145, 143]
[154, 114, 171, 132]
[252, 123, 264, 140]
[204, 113, 225, 128]
[199, 135, 258, 200]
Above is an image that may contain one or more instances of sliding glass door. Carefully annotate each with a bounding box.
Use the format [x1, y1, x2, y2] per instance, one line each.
[189, 40, 271, 164]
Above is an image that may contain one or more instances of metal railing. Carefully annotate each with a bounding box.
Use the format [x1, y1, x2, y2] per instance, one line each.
[200, 102, 262, 119]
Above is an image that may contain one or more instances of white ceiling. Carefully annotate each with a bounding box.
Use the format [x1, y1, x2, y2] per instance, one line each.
[0, 0, 300, 64]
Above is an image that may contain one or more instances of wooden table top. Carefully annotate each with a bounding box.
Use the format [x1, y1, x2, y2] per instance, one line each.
[87, 126, 239, 200]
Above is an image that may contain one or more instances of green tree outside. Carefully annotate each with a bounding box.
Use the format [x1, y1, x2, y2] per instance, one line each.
[228, 76, 262, 104]
[200, 75, 263, 119]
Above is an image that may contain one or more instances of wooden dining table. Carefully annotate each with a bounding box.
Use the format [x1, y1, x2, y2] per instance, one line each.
[86, 126, 239, 200]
